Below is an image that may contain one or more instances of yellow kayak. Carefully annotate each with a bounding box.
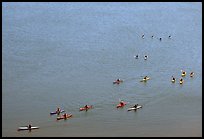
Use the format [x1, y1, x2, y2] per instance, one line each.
[181, 72, 186, 77]
[179, 80, 183, 84]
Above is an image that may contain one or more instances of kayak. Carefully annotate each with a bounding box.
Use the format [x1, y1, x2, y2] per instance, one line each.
[113, 80, 123, 84]
[57, 114, 72, 120]
[79, 105, 93, 111]
[18, 126, 39, 131]
[127, 105, 142, 111]
[172, 79, 176, 83]
[50, 110, 65, 115]
[116, 102, 126, 108]
[140, 77, 150, 82]
[181, 72, 186, 77]
[179, 81, 183, 84]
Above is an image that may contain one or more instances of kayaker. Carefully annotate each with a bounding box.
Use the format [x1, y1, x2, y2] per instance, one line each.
[56, 107, 61, 114]
[144, 76, 148, 80]
[28, 124, 32, 130]
[190, 72, 194, 77]
[63, 113, 67, 119]
[144, 55, 148, 60]
[172, 76, 176, 81]
[84, 105, 89, 109]
[180, 78, 183, 82]
[133, 104, 138, 108]
[120, 101, 125, 106]
[135, 55, 139, 59]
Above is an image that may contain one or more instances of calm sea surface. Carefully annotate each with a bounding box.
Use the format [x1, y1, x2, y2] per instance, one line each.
[2, 2, 202, 137]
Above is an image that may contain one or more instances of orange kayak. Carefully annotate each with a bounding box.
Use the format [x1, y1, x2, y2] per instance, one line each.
[79, 105, 93, 111]
[57, 114, 72, 120]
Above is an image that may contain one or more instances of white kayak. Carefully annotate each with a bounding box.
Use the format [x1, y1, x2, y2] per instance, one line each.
[18, 126, 39, 131]
[127, 105, 142, 111]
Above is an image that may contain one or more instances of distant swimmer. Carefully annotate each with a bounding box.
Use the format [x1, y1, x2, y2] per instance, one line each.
[168, 35, 171, 39]
[159, 38, 162, 41]
[190, 72, 194, 77]
[142, 34, 145, 39]
[144, 55, 148, 60]
[151, 35, 154, 38]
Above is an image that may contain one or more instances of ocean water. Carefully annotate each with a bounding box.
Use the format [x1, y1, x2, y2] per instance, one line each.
[2, 2, 202, 137]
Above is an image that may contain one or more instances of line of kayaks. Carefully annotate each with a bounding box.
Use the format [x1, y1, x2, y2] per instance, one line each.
[18, 70, 194, 131]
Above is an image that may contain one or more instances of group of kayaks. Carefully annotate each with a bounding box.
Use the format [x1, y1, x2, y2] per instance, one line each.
[19, 71, 194, 131]
[116, 101, 142, 111]
[171, 70, 194, 85]
[18, 101, 142, 131]
[18, 105, 93, 131]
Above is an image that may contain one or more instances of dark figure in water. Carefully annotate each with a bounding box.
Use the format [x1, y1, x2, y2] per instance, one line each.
[151, 35, 154, 38]
[159, 38, 162, 41]
[144, 55, 148, 60]
[169, 35, 171, 39]
[142, 34, 144, 39]
[28, 124, 32, 130]
[135, 55, 139, 59]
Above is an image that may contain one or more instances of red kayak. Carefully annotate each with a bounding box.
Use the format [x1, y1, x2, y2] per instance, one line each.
[113, 80, 123, 84]
[57, 114, 72, 120]
[116, 102, 126, 108]
[79, 105, 93, 111]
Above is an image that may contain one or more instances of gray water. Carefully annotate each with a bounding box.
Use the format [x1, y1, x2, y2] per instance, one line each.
[2, 2, 202, 137]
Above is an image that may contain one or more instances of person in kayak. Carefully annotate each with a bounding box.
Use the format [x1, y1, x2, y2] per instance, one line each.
[135, 55, 139, 59]
[180, 78, 183, 83]
[190, 72, 194, 77]
[144, 55, 148, 60]
[120, 101, 125, 106]
[144, 76, 148, 80]
[182, 70, 186, 75]
[63, 113, 68, 119]
[133, 104, 138, 108]
[172, 76, 176, 81]
[84, 105, 88, 108]
[28, 124, 32, 130]
[56, 107, 61, 115]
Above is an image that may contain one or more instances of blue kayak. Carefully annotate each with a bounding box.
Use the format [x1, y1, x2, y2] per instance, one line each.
[50, 110, 65, 115]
